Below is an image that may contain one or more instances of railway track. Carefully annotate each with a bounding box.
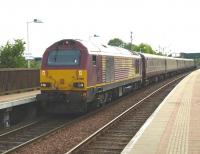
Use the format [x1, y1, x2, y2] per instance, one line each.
[0, 115, 76, 154]
[0, 73, 189, 154]
[66, 75, 184, 154]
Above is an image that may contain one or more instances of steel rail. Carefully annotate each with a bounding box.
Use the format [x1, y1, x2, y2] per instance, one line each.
[66, 74, 187, 154]
[2, 109, 106, 154]
[0, 120, 42, 137]
[1, 117, 73, 154]
[2, 73, 189, 154]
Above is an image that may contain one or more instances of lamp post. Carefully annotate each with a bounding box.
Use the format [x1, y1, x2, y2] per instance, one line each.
[130, 31, 133, 51]
[26, 19, 43, 68]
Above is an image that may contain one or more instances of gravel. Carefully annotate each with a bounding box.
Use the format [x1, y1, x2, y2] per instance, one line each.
[12, 75, 183, 154]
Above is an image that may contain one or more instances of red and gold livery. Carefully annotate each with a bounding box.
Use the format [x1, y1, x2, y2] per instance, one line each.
[37, 39, 142, 113]
[37, 39, 195, 113]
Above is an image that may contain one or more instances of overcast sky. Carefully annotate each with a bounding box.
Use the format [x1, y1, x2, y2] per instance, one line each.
[0, 0, 200, 57]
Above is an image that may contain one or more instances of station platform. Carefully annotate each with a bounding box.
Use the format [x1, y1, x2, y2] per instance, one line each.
[0, 90, 40, 110]
[122, 69, 200, 154]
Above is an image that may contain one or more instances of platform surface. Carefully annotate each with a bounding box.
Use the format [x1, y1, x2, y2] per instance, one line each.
[122, 69, 200, 154]
[0, 90, 40, 109]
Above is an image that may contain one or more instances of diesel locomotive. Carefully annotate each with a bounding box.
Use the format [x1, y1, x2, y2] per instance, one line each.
[36, 39, 195, 113]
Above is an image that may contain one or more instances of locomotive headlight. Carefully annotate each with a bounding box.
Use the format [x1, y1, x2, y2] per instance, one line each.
[41, 70, 49, 77]
[41, 82, 51, 87]
[78, 70, 83, 76]
[73, 82, 84, 88]
[42, 70, 46, 76]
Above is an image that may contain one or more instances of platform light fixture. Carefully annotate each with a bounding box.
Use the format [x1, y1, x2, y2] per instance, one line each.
[26, 19, 43, 68]
[130, 31, 133, 51]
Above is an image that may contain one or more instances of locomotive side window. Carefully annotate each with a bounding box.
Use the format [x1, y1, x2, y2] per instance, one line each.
[47, 49, 80, 66]
[92, 55, 97, 65]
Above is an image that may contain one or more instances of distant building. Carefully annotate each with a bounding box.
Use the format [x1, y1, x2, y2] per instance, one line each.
[179, 53, 200, 59]
[34, 57, 42, 62]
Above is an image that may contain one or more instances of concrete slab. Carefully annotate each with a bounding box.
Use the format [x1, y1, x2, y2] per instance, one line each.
[0, 90, 40, 110]
[122, 69, 200, 154]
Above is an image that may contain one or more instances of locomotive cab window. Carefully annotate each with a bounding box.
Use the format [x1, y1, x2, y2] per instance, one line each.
[47, 49, 80, 66]
[92, 55, 97, 65]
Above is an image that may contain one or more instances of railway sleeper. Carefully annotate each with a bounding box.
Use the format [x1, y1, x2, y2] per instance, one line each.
[0, 141, 22, 145]
[81, 149, 121, 154]
[106, 127, 133, 132]
[98, 134, 133, 139]
[3, 137, 28, 142]
[98, 134, 132, 141]
[114, 126, 139, 132]
[93, 140, 129, 146]
[83, 144, 124, 150]
[98, 136, 131, 142]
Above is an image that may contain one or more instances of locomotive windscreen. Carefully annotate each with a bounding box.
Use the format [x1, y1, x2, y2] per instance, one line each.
[47, 49, 80, 66]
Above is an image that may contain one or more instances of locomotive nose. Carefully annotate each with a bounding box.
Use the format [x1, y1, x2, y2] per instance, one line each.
[40, 69, 87, 91]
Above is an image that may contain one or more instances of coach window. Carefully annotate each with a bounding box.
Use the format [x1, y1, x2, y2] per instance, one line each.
[92, 55, 97, 65]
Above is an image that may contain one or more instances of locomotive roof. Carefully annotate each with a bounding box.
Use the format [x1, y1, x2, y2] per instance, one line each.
[49, 39, 193, 62]
[77, 39, 140, 58]
[141, 53, 166, 59]
[173, 57, 194, 61]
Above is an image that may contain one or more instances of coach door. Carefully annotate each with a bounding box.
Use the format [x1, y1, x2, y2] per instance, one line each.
[139, 54, 146, 82]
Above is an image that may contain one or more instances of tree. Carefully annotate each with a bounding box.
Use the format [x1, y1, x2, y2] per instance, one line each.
[30, 60, 41, 68]
[124, 43, 138, 51]
[108, 38, 137, 51]
[136, 43, 156, 54]
[156, 52, 164, 56]
[0, 39, 27, 68]
[108, 38, 125, 47]
[108, 38, 156, 55]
